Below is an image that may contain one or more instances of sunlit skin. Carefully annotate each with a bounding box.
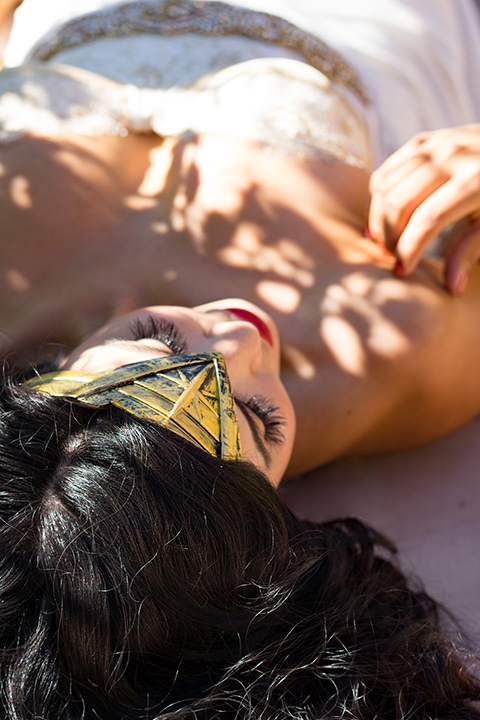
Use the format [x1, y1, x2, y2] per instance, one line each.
[62, 299, 296, 487]
[3, 132, 480, 474]
[1, 5, 479, 655]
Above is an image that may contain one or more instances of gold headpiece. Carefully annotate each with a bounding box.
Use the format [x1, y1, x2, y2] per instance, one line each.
[25, 352, 241, 460]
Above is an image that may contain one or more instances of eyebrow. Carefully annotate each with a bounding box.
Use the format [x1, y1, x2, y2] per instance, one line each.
[235, 400, 272, 469]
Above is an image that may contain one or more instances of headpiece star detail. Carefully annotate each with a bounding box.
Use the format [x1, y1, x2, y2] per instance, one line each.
[25, 352, 241, 460]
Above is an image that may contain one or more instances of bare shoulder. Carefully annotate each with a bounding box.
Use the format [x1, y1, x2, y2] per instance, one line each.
[367, 259, 480, 452]
[257, 148, 480, 471]
[285, 249, 480, 472]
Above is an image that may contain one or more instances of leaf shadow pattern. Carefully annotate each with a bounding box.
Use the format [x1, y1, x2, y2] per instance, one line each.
[157, 135, 430, 384]
[0, 128, 435, 445]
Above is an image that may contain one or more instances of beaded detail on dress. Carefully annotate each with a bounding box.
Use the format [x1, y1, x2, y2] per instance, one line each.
[0, 56, 372, 166]
[0, 1, 373, 167]
[149, 57, 372, 167]
[26, 0, 368, 104]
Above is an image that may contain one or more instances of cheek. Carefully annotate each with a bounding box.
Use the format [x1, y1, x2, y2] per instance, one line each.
[274, 383, 296, 452]
[236, 414, 293, 487]
[270, 389, 296, 484]
[236, 414, 265, 471]
[270, 435, 295, 486]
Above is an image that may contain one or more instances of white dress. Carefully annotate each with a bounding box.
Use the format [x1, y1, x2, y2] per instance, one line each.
[2, 0, 480, 167]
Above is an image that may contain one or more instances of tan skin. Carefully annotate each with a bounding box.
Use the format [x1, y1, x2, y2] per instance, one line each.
[3, 130, 480, 475]
[369, 125, 480, 293]
[2, 2, 479, 655]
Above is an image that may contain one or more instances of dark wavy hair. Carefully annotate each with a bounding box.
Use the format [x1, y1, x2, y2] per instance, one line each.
[0, 370, 479, 719]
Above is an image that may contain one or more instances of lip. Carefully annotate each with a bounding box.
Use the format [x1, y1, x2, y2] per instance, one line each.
[223, 307, 274, 347]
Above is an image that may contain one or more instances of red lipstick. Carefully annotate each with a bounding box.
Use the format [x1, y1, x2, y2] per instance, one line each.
[224, 308, 274, 347]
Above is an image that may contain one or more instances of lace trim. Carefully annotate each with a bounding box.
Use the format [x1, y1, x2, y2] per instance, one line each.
[26, 0, 369, 105]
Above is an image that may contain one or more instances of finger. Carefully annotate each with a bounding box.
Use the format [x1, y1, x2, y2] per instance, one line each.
[369, 154, 426, 242]
[369, 159, 448, 252]
[394, 178, 480, 274]
[445, 217, 480, 295]
[370, 149, 426, 197]
[370, 132, 431, 191]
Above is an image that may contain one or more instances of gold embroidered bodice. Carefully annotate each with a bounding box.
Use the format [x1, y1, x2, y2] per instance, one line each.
[0, 0, 373, 167]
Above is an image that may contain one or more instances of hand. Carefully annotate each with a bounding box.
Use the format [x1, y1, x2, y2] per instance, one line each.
[368, 125, 480, 295]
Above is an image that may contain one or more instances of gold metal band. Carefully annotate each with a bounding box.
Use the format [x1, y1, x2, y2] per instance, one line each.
[26, 352, 241, 460]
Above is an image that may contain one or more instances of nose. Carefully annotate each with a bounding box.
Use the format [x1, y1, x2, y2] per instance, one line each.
[200, 312, 264, 379]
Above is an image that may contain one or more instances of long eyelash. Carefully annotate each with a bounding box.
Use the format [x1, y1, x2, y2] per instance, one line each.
[241, 395, 286, 445]
[130, 317, 189, 355]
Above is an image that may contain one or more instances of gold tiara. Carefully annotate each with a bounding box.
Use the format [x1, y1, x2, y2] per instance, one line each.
[25, 352, 241, 460]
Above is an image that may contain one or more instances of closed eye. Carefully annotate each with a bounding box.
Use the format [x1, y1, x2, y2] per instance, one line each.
[129, 316, 189, 355]
[235, 396, 286, 469]
[236, 395, 285, 445]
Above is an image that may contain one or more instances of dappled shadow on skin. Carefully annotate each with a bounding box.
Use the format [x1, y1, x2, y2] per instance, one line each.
[158, 136, 322, 301]
[0, 129, 432, 451]
[157, 135, 429, 386]
[0, 132, 151, 354]
[155, 136, 461, 473]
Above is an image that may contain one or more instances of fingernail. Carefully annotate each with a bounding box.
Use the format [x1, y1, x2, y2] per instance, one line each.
[393, 258, 405, 278]
[454, 270, 468, 297]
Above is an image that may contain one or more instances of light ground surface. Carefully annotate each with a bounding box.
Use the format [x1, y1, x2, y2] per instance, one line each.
[282, 413, 480, 654]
